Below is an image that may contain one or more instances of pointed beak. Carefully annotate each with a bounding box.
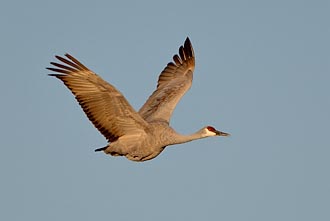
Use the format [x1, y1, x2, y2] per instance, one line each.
[215, 130, 230, 136]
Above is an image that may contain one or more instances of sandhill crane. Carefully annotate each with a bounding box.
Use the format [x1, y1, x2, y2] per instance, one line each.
[47, 37, 229, 162]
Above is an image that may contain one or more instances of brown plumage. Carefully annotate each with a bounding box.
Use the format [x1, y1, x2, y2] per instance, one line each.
[48, 38, 229, 162]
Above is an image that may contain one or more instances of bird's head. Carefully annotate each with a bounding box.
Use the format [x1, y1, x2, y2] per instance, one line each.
[202, 126, 230, 137]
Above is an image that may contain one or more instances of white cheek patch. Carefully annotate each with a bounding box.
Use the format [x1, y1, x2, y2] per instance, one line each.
[204, 129, 216, 137]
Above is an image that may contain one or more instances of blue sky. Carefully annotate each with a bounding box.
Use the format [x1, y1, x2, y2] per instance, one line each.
[1, 0, 329, 220]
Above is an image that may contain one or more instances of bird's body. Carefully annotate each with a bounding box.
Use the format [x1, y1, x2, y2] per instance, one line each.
[101, 122, 171, 161]
[48, 38, 229, 162]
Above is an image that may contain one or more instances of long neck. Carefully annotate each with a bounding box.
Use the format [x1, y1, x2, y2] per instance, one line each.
[170, 129, 206, 145]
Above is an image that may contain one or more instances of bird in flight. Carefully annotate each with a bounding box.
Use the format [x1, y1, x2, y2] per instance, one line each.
[47, 37, 229, 162]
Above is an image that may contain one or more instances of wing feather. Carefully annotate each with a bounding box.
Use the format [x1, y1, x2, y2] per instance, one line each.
[139, 37, 195, 123]
[48, 54, 148, 142]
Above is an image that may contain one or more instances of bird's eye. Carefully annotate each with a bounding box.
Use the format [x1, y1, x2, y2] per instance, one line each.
[206, 126, 216, 132]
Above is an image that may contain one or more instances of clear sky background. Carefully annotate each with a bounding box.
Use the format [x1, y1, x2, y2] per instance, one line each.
[1, 0, 329, 220]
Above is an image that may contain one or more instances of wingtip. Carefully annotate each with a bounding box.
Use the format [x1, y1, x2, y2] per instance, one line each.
[185, 37, 191, 45]
[64, 53, 72, 58]
[94, 146, 107, 152]
[46, 67, 55, 72]
[47, 73, 64, 77]
[183, 37, 194, 58]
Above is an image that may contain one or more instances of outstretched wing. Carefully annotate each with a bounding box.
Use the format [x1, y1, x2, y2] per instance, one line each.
[138, 37, 195, 123]
[47, 54, 148, 142]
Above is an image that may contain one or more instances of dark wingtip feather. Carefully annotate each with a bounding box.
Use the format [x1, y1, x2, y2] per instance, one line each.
[55, 55, 63, 60]
[184, 37, 194, 58]
[179, 46, 185, 60]
[47, 73, 62, 77]
[173, 54, 182, 65]
[185, 37, 191, 45]
[94, 146, 107, 152]
[64, 53, 89, 70]
[46, 67, 56, 72]
[46, 67, 69, 74]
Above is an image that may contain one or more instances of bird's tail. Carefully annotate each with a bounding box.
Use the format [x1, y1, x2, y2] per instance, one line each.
[94, 146, 107, 152]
